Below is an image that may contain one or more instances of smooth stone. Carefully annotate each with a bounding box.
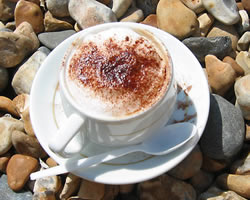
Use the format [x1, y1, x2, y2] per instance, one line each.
[223, 56, 245, 77]
[197, 13, 214, 37]
[12, 51, 47, 94]
[59, 173, 81, 200]
[141, 14, 158, 28]
[157, 0, 199, 40]
[46, 157, 57, 167]
[168, 145, 203, 180]
[97, 0, 110, 5]
[119, 184, 135, 194]
[78, 179, 105, 200]
[180, 0, 205, 13]
[0, 67, 8, 92]
[136, 0, 159, 16]
[0, 27, 12, 32]
[198, 186, 247, 200]
[38, 46, 51, 56]
[242, 0, 250, 13]
[15, 0, 44, 34]
[6, 154, 38, 191]
[0, 152, 11, 172]
[0, 174, 32, 200]
[0, 32, 34, 68]
[5, 21, 15, 30]
[33, 174, 61, 194]
[205, 55, 236, 96]
[112, 0, 132, 19]
[202, 155, 228, 172]
[32, 192, 57, 200]
[120, 7, 144, 23]
[189, 169, 214, 193]
[44, 11, 73, 32]
[9, 0, 40, 4]
[46, 0, 69, 17]
[0, 117, 24, 155]
[11, 130, 47, 158]
[200, 94, 245, 160]
[0, 0, 16, 21]
[202, 0, 240, 25]
[207, 21, 239, 50]
[235, 10, 250, 35]
[138, 174, 196, 200]
[68, 0, 117, 30]
[182, 36, 232, 63]
[216, 174, 250, 199]
[246, 122, 250, 141]
[230, 152, 250, 175]
[38, 29, 76, 50]
[102, 185, 120, 200]
[0, 21, 4, 29]
[235, 51, 250, 75]
[237, 31, 250, 51]
[234, 74, 250, 120]
[0, 96, 19, 117]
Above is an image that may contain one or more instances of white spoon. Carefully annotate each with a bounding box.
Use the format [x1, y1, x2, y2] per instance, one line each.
[30, 122, 197, 180]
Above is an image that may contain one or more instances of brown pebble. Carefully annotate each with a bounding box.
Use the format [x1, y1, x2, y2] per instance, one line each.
[46, 157, 58, 167]
[223, 56, 245, 76]
[141, 14, 158, 28]
[202, 155, 228, 172]
[0, 152, 11, 173]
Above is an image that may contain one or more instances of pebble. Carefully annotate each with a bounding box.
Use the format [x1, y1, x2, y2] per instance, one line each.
[168, 145, 203, 180]
[138, 174, 196, 200]
[46, 157, 58, 167]
[236, 10, 250, 35]
[234, 74, 250, 120]
[200, 94, 245, 160]
[0, 67, 8, 92]
[182, 36, 232, 63]
[5, 21, 15, 31]
[157, 0, 199, 40]
[223, 56, 245, 77]
[97, 0, 110, 5]
[0, 152, 11, 172]
[112, 0, 132, 19]
[141, 14, 158, 27]
[197, 13, 214, 37]
[0, 21, 4, 29]
[198, 186, 247, 200]
[136, 0, 159, 16]
[207, 21, 239, 50]
[180, 0, 204, 14]
[68, 0, 117, 30]
[0, 174, 32, 200]
[38, 29, 76, 49]
[230, 152, 250, 175]
[11, 51, 47, 94]
[46, 0, 70, 18]
[44, 11, 73, 32]
[14, 0, 44, 34]
[0, 96, 19, 117]
[33, 174, 61, 194]
[235, 51, 250, 75]
[0, 117, 24, 155]
[205, 55, 236, 96]
[11, 130, 47, 158]
[237, 31, 250, 51]
[0, 0, 16, 21]
[202, 155, 228, 172]
[120, 6, 144, 23]
[246, 122, 250, 141]
[216, 174, 250, 199]
[102, 185, 120, 200]
[32, 192, 57, 200]
[38, 46, 51, 56]
[242, 0, 250, 13]
[202, 0, 240, 25]
[6, 154, 38, 191]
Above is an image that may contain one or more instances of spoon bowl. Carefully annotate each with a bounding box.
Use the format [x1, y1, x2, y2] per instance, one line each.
[30, 122, 197, 180]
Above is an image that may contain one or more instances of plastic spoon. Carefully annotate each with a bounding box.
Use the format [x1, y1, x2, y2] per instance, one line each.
[30, 122, 197, 180]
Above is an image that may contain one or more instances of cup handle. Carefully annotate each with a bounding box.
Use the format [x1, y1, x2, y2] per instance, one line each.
[48, 113, 85, 154]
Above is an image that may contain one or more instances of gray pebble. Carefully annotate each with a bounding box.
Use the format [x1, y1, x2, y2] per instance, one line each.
[135, 0, 159, 16]
[38, 46, 51, 56]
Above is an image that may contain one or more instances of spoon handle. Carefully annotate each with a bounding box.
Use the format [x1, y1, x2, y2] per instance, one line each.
[30, 145, 139, 180]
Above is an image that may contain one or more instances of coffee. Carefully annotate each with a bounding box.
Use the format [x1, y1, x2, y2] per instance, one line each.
[63, 27, 172, 119]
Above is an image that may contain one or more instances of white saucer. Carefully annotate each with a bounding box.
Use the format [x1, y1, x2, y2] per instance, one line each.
[30, 22, 210, 185]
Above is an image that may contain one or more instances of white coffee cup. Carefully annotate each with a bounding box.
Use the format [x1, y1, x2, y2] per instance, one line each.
[48, 22, 177, 156]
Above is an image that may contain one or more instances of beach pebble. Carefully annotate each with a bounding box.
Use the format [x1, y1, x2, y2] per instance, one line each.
[38, 46, 51, 56]
[157, 0, 199, 40]
[68, 0, 117, 30]
[197, 13, 214, 37]
[242, 0, 250, 13]
[0, 96, 19, 117]
[32, 192, 57, 200]
[182, 36, 232, 63]
[46, 157, 57, 167]
[237, 31, 250, 51]
[223, 56, 245, 77]
[138, 174, 196, 200]
[200, 94, 245, 160]
[0, 67, 8, 92]
[168, 145, 203, 180]
[112, 0, 132, 19]
[202, 0, 240, 25]
[236, 10, 250, 35]
[33, 174, 61, 194]
[38, 30, 76, 49]
[46, 0, 69, 17]
[59, 174, 81, 200]
[11, 130, 47, 158]
[202, 155, 228, 172]
[0, 0, 16, 21]
[230, 152, 250, 175]
[78, 179, 105, 200]
[44, 11, 73, 32]
[120, 6, 144, 23]
[12, 51, 47, 94]
[97, 0, 110, 5]
[0, 117, 24, 155]
[246, 122, 250, 141]
[5, 21, 15, 31]
[234, 74, 250, 120]
[180, 0, 204, 13]
[6, 154, 38, 191]
[236, 51, 250, 75]
[216, 174, 250, 199]
[205, 55, 237, 96]
[14, 0, 44, 34]
[207, 21, 239, 50]
[0, 174, 33, 200]
[102, 185, 120, 200]
[136, 0, 159, 16]
[141, 14, 158, 27]
[0, 153, 11, 172]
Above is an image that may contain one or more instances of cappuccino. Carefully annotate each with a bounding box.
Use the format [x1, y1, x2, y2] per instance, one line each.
[63, 27, 172, 120]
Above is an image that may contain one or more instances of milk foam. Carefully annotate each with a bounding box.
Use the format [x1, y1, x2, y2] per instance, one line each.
[64, 27, 170, 120]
